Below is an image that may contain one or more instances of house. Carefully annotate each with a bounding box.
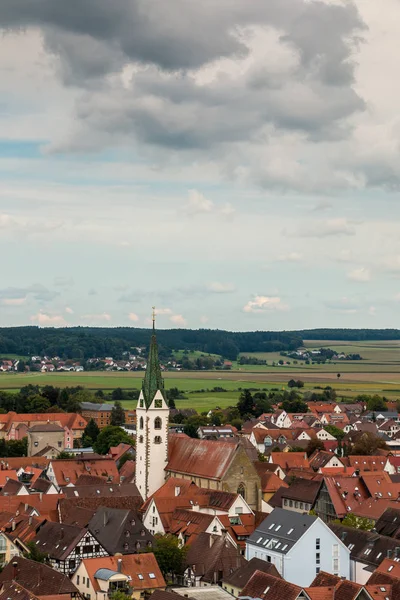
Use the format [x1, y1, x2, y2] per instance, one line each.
[240, 570, 306, 600]
[309, 451, 345, 472]
[0, 479, 29, 496]
[0, 557, 79, 599]
[32, 521, 108, 575]
[46, 457, 120, 487]
[308, 570, 381, 600]
[166, 436, 261, 511]
[222, 557, 281, 598]
[197, 426, 236, 439]
[88, 507, 153, 555]
[245, 507, 350, 586]
[72, 554, 165, 600]
[254, 465, 288, 512]
[109, 443, 135, 467]
[28, 422, 67, 456]
[375, 507, 400, 538]
[269, 452, 310, 473]
[29, 477, 59, 495]
[80, 402, 135, 429]
[270, 410, 292, 429]
[330, 523, 400, 584]
[0, 412, 87, 443]
[313, 476, 370, 522]
[183, 532, 245, 587]
[348, 456, 390, 473]
[280, 479, 322, 514]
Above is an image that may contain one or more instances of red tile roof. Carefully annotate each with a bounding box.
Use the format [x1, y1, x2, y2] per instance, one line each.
[49, 458, 120, 486]
[270, 452, 310, 471]
[323, 475, 370, 518]
[82, 553, 165, 592]
[166, 436, 237, 480]
[0, 471, 19, 487]
[0, 413, 86, 433]
[349, 456, 388, 472]
[241, 570, 303, 600]
[376, 558, 400, 578]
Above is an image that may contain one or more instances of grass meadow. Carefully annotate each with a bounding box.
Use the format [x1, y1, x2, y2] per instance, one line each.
[0, 340, 399, 410]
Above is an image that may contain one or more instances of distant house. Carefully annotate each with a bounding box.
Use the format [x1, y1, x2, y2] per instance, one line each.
[222, 557, 281, 598]
[246, 508, 350, 586]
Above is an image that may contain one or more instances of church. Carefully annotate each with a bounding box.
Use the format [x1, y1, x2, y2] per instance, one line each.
[135, 319, 261, 511]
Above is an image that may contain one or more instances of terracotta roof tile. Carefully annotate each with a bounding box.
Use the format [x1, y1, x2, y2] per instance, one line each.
[166, 436, 237, 480]
[81, 553, 165, 592]
[49, 458, 120, 486]
[223, 557, 281, 588]
[0, 557, 78, 596]
[241, 570, 303, 600]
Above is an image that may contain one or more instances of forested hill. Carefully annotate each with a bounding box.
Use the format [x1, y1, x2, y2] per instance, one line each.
[0, 327, 399, 361]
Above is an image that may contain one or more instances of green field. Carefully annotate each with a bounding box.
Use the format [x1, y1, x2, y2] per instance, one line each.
[1, 340, 400, 410]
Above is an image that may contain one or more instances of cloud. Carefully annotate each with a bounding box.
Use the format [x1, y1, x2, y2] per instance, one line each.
[30, 312, 67, 326]
[81, 312, 112, 322]
[277, 252, 303, 263]
[0, 285, 58, 304]
[312, 200, 333, 212]
[200, 315, 209, 324]
[381, 256, 400, 274]
[65, 307, 74, 314]
[368, 306, 377, 316]
[2, 298, 26, 306]
[128, 312, 139, 322]
[243, 296, 289, 313]
[335, 250, 353, 263]
[207, 282, 236, 294]
[295, 218, 357, 238]
[170, 314, 187, 327]
[184, 190, 235, 218]
[325, 297, 359, 314]
[347, 267, 371, 282]
[54, 277, 74, 288]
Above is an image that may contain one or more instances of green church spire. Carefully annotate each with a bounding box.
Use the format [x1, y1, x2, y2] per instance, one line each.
[142, 307, 165, 408]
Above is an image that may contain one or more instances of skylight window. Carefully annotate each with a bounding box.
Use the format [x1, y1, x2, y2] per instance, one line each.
[282, 544, 288, 551]
[275, 542, 281, 549]
[268, 524, 275, 530]
[364, 549, 371, 555]
[287, 528, 294, 535]
[257, 537, 263, 544]
[138, 574, 144, 580]
[275, 525, 281, 531]
[263, 539, 270, 546]
[388, 566, 394, 572]
[348, 544, 354, 550]
[149, 573, 155, 579]
[263, 587, 270, 594]
[376, 553, 382, 559]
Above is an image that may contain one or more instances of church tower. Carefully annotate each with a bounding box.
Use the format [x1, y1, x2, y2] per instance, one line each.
[135, 310, 169, 500]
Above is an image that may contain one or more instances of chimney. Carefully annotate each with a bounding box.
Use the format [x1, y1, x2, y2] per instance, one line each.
[60, 527, 64, 540]
[117, 558, 122, 573]
[12, 561, 18, 580]
[12, 520, 15, 531]
[103, 511, 108, 527]
[341, 532, 347, 542]
[39, 492, 43, 501]
[388, 550, 393, 559]
[28, 516, 32, 526]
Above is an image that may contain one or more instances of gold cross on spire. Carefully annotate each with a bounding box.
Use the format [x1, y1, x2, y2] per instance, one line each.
[152, 306, 156, 329]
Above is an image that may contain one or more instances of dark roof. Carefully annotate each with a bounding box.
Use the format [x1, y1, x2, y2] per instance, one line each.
[329, 523, 400, 568]
[223, 557, 281, 588]
[142, 328, 165, 408]
[310, 451, 343, 471]
[281, 478, 322, 504]
[375, 507, 400, 539]
[240, 570, 302, 600]
[185, 533, 245, 584]
[0, 557, 78, 596]
[33, 521, 86, 560]
[30, 478, 54, 493]
[310, 571, 341, 587]
[63, 482, 140, 499]
[247, 508, 317, 555]
[88, 507, 153, 554]
[80, 402, 113, 411]
[59, 493, 143, 524]
[0, 581, 40, 600]
[28, 423, 64, 432]
[0, 479, 26, 496]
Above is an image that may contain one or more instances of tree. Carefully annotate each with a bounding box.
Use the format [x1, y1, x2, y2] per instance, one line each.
[288, 379, 304, 389]
[93, 426, 133, 455]
[24, 540, 47, 563]
[109, 592, 131, 600]
[111, 401, 126, 426]
[339, 513, 374, 531]
[17, 360, 26, 373]
[149, 534, 186, 578]
[82, 418, 100, 447]
[324, 425, 346, 441]
[367, 395, 388, 412]
[56, 451, 73, 459]
[281, 398, 308, 414]
[237, 390, 254, 417]
[351, 432, 388, 456]
[183, 423, 199, 438]
[306, 438, 325, 457]
[112, 388, 124, 401]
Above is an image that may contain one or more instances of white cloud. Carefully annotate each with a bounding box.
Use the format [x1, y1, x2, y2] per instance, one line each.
[335, 249, 353, 263]
[243, 296, 289, 313]
[2, 298, 26, 306]
[184, 189, 214, 215]
[81, 312, 112, 322]
[30, 312, 67, 326]
[277, 252, 303, 263]
[207, 282, 236, 294]
[347, 267, 371, 282]
[65, 306, 74, 314]
[170, 314, 187, 326]
[296, 218, 357, 238]
[128, 312, 139, 322]
[381, 255, 400, 274]
[368, 306, 377, 316]
[200, 315, 209, 324]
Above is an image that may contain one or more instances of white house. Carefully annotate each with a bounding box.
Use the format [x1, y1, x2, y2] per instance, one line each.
[246, 507, 350, 587]
[271, 410, 292, 429]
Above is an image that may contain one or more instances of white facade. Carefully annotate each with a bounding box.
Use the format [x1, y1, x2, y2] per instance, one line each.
[135, 389, 169, 500]
[316, 429, 336, 441]
[246, 518, 350, 587]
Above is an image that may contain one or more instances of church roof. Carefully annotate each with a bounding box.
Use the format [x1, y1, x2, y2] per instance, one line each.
[142, 321, 165, 408]
[166, 436, 237, 481]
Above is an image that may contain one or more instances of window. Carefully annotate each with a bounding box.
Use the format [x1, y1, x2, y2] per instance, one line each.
[140, 399, 144, 408]
[87, 579, 90, 588]
[316, 538, 320, 550]
[316, 567, 320, 574]
[34, 442, 38, 447]
[58, 441, 62, 448]
[268, 524, 275, 530]
[282, 544, 288, 551]
[83, 577, 85, 584]
[287, 528, 294, 535]
[237, 484, 246, 500]
[316, 553, 320, 565]
[77, 576, 80, 585]
[155, 399, 162, 408]
[364, 549, 372, 555]
[139, 435, 144, 444]
[149, 573, 156, 579]
[300, 503, 304, 510]
[348, 544, 355, 551]
[138, 574, 144, 580]
[139, 417, 144, 430]
[275, 525, 281, 531]
[154, 436, 162, 444]
[154, 417, 162, 430]
[267, 556, 271, 563]
[333, 558, 339, 573]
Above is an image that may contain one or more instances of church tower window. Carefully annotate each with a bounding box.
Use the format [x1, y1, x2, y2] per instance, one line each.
[154, 417, 162, 430]
[139, 417, 144, 429]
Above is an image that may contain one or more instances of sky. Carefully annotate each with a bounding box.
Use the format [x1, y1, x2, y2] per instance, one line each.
[1, 0, 400, 331]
